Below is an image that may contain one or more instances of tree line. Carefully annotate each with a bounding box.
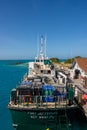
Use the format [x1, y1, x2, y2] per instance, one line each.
[50, 56, 81, 64]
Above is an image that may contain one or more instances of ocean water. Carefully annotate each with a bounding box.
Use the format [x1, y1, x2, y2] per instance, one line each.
[0, 60, 87, 130]
[0, 60, 29, 130]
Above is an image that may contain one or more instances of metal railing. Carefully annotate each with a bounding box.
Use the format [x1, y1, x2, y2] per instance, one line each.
[10, 95, 68, 109]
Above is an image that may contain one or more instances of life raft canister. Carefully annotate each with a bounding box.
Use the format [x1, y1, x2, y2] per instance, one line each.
[24, 95, 32, 103]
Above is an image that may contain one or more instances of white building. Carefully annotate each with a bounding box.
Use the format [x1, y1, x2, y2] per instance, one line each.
[70, 58, 87, 79]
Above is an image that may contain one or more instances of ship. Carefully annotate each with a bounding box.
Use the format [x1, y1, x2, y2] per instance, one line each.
[8, 36, 74, 130]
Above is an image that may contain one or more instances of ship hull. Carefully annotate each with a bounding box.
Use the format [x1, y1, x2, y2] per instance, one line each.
[9, 108, 71, 130]
[10, 109, 58, 130]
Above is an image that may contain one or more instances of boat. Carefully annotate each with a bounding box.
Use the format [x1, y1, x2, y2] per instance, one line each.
[8, 36, 72, 130]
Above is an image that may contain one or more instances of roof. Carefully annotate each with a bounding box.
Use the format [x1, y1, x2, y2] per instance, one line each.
[75, 58, 87, 73]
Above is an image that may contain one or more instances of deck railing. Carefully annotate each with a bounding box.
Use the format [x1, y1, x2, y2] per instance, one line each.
[10, 95, 69, 109]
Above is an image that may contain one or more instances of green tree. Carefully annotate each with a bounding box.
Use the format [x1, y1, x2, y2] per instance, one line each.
[64, 58, 74, 64]
[50, 58, 60, 63]
[75, 56, 82, 58]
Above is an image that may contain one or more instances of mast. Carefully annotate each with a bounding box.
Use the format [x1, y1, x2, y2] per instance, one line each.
[35, 35, 48, 62]
[45, 35, 46, 58]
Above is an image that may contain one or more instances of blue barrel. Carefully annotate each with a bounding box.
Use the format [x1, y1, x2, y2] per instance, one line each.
[48, 96, 54, 102]
[48, 85, 54, 95]
[54, 89, 61, 96]
[42, 96, 54, 102]
[48, 86, 52, 95]
[51, 86, 55, 95]
[61, 93, 66, 98]
[42, 96, 48, 102]
[42, 85, 48, 96]
[42, 85, 55, 102]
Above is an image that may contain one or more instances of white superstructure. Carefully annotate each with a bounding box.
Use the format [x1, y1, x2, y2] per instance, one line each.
[28, 36, 55, 77]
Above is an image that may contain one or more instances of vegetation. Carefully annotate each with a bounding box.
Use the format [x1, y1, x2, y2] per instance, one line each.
[64, 58, 74, 64]
[75, 56, 82, 58]
[50, 58, 60, 63]
[64, 56, 82, 64]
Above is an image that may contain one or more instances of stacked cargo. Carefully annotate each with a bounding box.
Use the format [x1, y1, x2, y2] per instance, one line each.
[42, 85, 55, 102]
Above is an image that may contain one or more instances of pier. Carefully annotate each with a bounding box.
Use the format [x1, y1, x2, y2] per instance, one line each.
[67, 78, 87, 117]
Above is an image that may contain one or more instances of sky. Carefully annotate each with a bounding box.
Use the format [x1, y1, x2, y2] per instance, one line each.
[0, 0, 87, 59]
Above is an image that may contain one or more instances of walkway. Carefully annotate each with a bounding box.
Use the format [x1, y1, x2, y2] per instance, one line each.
[73, 79, 87, 94]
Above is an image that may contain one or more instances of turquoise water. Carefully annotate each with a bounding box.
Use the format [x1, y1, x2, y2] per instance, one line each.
[0, 60, 87, 130]
[0, 60, 29, 130]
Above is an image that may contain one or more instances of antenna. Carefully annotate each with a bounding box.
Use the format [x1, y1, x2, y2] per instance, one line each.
[35, 35, 47, 61]
[37, 36, 39, 58]
[45, 35, 46, 58]
[70, 49, 72, 63]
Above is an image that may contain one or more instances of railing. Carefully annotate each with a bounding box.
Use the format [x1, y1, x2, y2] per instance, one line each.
[10, 95, 69, 109]
[74, 85, 87, 105]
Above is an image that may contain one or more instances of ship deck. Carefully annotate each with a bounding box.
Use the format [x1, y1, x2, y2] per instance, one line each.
[8, 101, 77, 110]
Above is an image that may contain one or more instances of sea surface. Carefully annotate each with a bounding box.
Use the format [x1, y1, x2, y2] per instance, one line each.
[0, 60, 87, 130]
